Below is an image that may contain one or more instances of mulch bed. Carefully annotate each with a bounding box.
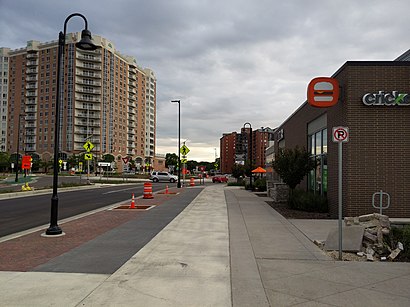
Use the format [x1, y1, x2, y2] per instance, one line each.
[265, 201, 334, 219]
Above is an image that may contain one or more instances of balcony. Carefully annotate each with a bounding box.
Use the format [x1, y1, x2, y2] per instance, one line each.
[74, 128, 101, 135]
[25, 114, 37, 121]
[25, 91, 37, 97]
[75, 95, 100, 102]
[26, 76, 37, 82]
[25, 106, 37, 113]
[25, 123, 36, 128]
[75, 112, 101, 119]
[25, 130, 36, 136]
[26, 84, 37, 90]
[75, 70, 102, 79]
[75, 88, 101, 94]
[75, 78, 101, 86]
[26, 53, 38, 59]
[75, 104, 101, 111]
[25, 137, 35, 144]
[25, 145, 36, 151]
[74, 119, 101, 127]
[127, 149, 135, 155]
[78, 63, 101, 70]
[26, 98, 36, 105]
[26, 60, 38, 66]
[76, 54, 102, 62]
[26, 68, 37, 74]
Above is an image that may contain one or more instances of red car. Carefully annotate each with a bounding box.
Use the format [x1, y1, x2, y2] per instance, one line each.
[212, 175, 228, 183]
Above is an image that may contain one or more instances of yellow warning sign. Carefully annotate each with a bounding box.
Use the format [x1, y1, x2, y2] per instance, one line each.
[84, 153, 93, 160]
[83, 141, 94, 152]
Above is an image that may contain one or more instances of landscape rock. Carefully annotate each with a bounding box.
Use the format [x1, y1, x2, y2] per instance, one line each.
[338, 213, 398, 262]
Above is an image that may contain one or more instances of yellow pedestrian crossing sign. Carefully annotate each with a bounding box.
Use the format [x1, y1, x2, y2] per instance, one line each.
[83, 141, 94, 152]
[181, 158, 188, 164]
[59, 159, 63, 165]
[84, 153, 93, 160]
[180, 145, 190, 156]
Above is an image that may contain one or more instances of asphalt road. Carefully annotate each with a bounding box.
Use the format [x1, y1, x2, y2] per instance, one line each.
[0, 182, 170, 238]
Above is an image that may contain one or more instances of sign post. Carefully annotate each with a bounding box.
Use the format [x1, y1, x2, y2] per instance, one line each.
[180, 144, 190, 186]
[83, 141, 94, 184]
[332, 126, 349, 260]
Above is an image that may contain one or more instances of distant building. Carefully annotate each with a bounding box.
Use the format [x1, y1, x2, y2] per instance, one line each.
[3, 34, 156, 171]
[220, 127, 274, 174]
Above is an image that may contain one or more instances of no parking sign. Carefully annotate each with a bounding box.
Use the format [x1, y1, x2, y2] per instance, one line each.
[332, 127, 349, 143]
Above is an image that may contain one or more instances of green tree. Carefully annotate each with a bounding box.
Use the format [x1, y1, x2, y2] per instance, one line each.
[0, 152, 10, 172]
[231, 164, 246, 179]
[102, 154, 115, 162]
[165, 153, 178, 167]
[272, 146, 316, 192]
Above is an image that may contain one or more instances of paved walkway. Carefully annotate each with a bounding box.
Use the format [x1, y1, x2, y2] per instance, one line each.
[0, 185, 409, 306]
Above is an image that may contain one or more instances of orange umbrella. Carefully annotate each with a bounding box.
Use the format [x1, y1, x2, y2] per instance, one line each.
[251, 166, 266, 173]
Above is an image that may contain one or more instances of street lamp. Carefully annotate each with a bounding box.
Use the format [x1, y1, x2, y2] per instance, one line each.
[171, 100, 181, 188]
[14, 114, 25, 182]
[243, 122, 253, 190]
[45, 13, 98, 236]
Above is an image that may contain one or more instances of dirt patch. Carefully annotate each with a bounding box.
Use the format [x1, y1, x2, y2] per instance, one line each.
[265, 201, 333, 219]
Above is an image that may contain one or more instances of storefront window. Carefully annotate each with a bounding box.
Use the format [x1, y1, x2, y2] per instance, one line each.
[322, 129, 327, 153]
[310, 134, 315, 155]
[308, 128, 327, 196]
[315, 132, 321, 155]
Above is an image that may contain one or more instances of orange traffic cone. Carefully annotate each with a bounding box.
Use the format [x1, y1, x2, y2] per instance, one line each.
[165, 185, 169, 194]
[130, 193, 135, 209]
[190, 177, 195, 187]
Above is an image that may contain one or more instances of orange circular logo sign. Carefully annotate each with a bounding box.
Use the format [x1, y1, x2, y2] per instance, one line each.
[307, 77, 339, 108]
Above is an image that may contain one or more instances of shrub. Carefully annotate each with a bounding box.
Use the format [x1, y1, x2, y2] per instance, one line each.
[288, 189, 328, 213]
[391, 225, 410, 261]
[227, 182, 245, 187]
[253, 178, 267, 191]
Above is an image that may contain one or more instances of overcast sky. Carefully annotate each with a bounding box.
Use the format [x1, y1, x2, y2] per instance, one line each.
[1, 0, 409, 161]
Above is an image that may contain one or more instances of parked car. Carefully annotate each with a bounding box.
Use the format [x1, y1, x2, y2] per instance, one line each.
[150, 171, 178, 183]
[212, 175, 228, 183]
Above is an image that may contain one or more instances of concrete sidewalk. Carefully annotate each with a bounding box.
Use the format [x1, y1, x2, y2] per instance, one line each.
[1, 185, 410, 306]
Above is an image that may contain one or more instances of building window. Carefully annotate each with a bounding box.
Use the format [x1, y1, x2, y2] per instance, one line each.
[308, 128, 327, 196]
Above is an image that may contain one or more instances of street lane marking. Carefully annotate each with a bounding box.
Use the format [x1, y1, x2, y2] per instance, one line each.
[102, 187, 142, 194]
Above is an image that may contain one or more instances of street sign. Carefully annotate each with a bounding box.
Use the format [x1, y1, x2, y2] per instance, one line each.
[98, 162, 111, 167]
[180, 145, 190, 156]
[84, 153, 93, 160]
[332, 126, 349, 143]
[122, 157, 130, 164]
[181, 158, 188, 164]
[59, 159, 63, 165]
[83, 141, 94, 152]
[22, 155, 31, 170]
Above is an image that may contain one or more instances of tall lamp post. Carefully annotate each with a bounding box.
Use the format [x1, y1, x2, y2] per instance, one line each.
[243, 122, 253, 190]
[14, 114, 25, 182]
[171, 100, 181, 188]
[45, 13, 98, 236]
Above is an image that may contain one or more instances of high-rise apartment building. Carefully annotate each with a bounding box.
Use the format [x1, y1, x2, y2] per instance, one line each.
[4, 33, 156, 171]
[220, 127, 274, 174]
[144, 68, 156, 168]
[0, 48, 10, 152]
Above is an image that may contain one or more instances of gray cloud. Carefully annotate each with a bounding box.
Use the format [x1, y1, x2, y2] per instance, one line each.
[1, 0, 409, 161]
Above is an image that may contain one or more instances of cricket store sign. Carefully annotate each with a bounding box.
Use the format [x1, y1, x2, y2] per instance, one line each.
[362, 91, 410, 106]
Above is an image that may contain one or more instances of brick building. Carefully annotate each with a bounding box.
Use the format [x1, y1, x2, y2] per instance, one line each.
[273, 61, 410, 218]
[220, 127, 274, 174]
